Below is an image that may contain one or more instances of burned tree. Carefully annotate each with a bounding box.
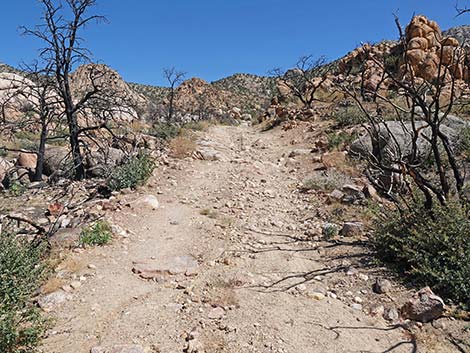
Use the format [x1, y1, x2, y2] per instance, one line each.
[270, 55, 330, 108]
[22, 0, 107, 180]
[163, 67, 186, 122]
[338, 16, 469, 210]
[0, 63, 63, 182]
[21, 0, 138, 181]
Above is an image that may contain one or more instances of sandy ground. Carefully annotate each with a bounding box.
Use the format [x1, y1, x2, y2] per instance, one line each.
[40, 124, 458, 353]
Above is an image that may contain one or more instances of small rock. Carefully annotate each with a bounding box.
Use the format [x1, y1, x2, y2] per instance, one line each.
[357, 273, 369, 281]
[373, 278, 393, 294]
[90, 345, 145, 353]
[400, 287, 445, 323]
[137, 195, 160, 210]
[351, 303, 363, 311]
[432, 318, 447, 330]
[370, 305, 385, 317]
[208, 307, 225, 320]
[346, 267, 358, 276]
[37, 291, 71, 312]
[363, 184, 381, 201]
[70, 281, 82, 290]
[308, 292, 326, 301]
[330, 189, 345, 200]
[340, 222, 363, 237]
[384, 307, 400, 322]
[353, 296, 363, 304]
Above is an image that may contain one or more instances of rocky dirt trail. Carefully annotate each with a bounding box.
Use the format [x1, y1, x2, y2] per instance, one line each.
[41, 125, 423, 353]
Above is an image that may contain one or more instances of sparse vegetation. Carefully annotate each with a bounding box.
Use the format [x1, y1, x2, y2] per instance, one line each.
[200, 208, 218, 219]
[0, 231, 48, 353]
[149, 122, 181, 140]
[79, 220, 113, 246]
[457, 126, 470, 157]
[374, 200, 470, 307]
[301, 171, 352, 192]
[107, 154, 155, 191]
[327, 131, 357, 150]
[169, 135, 196, 159]
[8, 181, 27, 197]
[332, 105, 367, 127]
[323, 224, 339, 239]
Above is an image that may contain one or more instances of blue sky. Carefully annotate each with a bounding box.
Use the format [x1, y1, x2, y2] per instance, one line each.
[0, 0, 468, 86]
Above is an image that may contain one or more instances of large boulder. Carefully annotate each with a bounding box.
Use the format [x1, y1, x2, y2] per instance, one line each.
[350, 117, 465, 162]
[17, 152, 37, 170]
[85, 147, 125, 178]
[40, 145, 126, 179]
[43, 146, 71, 177]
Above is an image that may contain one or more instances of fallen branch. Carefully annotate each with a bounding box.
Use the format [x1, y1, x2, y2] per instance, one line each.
[5, 214, 47, 234]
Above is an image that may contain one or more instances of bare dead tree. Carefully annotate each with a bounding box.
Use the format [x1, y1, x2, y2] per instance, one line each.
[21, 0, 107, 180]
[270, 55, 330, 108]
[337, 20, 468, 210]
[456, 1, 470, 16]
[163, 67, 186, 122]
[0, 63, 64, 182]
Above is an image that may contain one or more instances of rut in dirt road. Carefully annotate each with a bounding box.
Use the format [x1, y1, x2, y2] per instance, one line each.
[41, 125, 418, 353]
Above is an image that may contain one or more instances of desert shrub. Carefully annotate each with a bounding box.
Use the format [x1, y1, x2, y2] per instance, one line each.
[384, 53, 401, 73]
[322, 224, 339, 239]
[169, 135, 196, 159]
[301, 171, 353, 192]
[149, 123, 180, 140]
[8, 181, 27, 196]
[457, 127, 470, 157]
[79, 220, 113, 246]
[327, 131, 357, 150]
[183, 120, 212, 132]
[200, 208, 218, 219]
[0, 232, 48, 353]
[374, 200, 470, 307]
[332, 106, 367, 127]
[107, 154, 155, 191]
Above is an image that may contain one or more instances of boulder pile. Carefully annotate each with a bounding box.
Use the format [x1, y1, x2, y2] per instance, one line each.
[405, 15, 469, 81]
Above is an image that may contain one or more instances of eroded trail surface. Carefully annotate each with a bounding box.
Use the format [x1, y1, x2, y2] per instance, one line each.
[42, 125, 415, 353]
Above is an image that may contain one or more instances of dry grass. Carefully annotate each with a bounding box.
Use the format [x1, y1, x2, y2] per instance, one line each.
[41, 277, 65, 294]
[321, 151, 362, 177]
[200, 208, 218, 219]
[169, 135, 197, 159]
[56, 256, 86, 274]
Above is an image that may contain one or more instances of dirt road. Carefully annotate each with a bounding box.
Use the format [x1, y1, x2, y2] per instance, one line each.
[41, 124, 427, 353]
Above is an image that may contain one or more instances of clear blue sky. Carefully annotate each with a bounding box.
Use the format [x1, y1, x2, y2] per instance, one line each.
[0, 0, 468, 86]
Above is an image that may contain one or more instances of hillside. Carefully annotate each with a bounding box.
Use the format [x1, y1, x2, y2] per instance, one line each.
[443, 25, 470, 45]
[2, 10, 470, 353]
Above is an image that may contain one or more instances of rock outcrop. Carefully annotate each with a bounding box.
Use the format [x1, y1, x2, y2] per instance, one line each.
[339, 16, 470, 86]
[405, 15, 468, 81]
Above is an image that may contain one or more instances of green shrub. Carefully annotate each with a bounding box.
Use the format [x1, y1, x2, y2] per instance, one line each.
[374, 200, 470, 307]
[323, 224, 339, 239]
[149, 123, 180, 140]
[327, 131, 357, 150]
[9, 181, 27, 197]
[384, 53, 401, 74]
[0, 232, 48, 353]
[301, 171, 353, 193]
[332, 106, 367, 127]
[107, 154, 155, 191]
[79, 220, 113, 246]
[457, 127, 470, 157]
